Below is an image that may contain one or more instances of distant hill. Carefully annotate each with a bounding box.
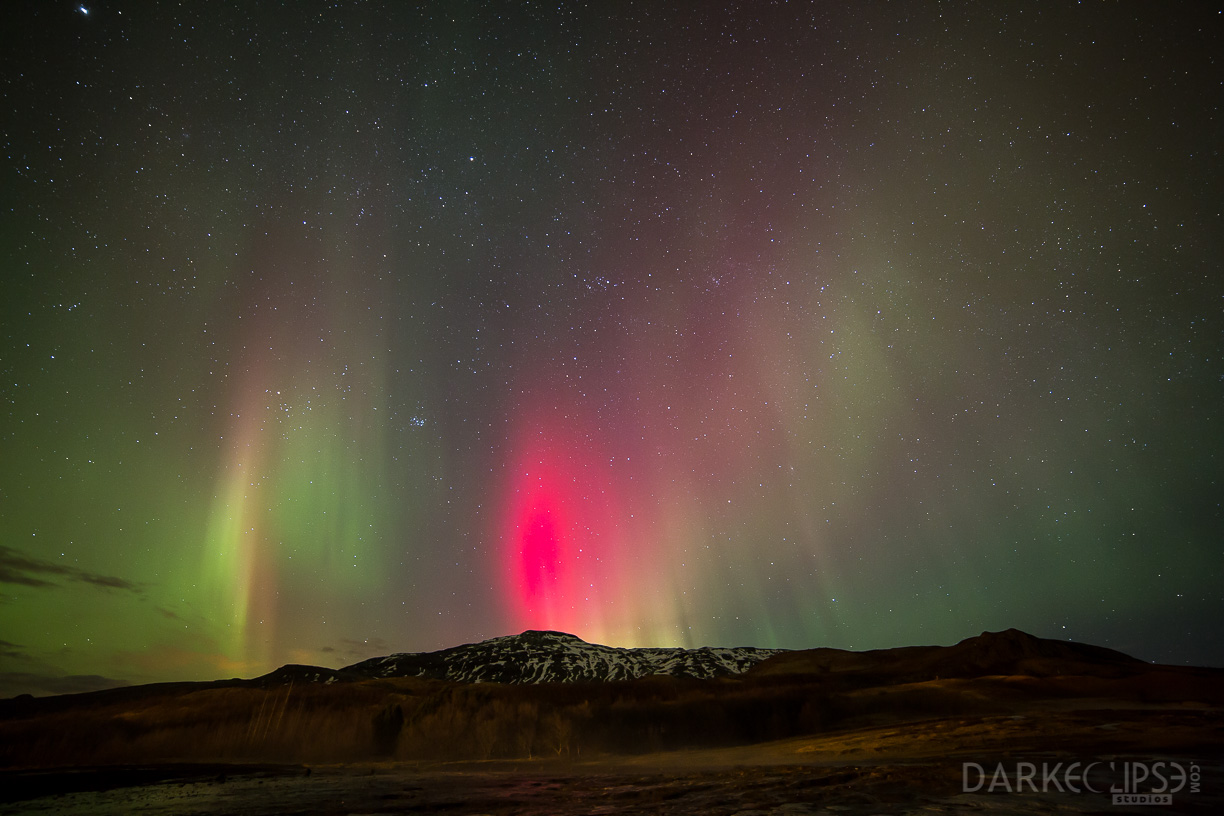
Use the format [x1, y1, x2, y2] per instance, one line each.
[748, 628, 1147, 683]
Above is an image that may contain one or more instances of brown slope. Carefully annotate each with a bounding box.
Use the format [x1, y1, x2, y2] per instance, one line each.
[746, 628, 1147, 684]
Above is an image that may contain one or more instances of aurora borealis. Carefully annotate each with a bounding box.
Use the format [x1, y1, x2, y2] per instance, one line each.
[2, 2, 1221, 697]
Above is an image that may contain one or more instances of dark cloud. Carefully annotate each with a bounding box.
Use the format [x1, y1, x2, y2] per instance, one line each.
[0, 671, 129, 699]
[0, 548, 57, 587]
[0, 639, 24, 660]
[155, 606, 181, 619]
[0, 546, 141, 594]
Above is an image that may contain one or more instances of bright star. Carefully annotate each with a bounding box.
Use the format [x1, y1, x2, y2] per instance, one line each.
[78, 5, 89, 15]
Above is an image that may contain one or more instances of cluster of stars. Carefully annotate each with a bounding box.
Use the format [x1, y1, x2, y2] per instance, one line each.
[0, 1, 1219, 697]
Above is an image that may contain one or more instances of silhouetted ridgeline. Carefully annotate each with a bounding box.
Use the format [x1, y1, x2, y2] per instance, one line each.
[1, 630, 1220, 767]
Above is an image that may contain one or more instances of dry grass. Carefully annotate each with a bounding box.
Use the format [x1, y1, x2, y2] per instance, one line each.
[2, 661, 1221, 769]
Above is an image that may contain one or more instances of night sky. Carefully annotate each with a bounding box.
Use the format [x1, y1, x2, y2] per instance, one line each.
[2, 2, 1222, 698]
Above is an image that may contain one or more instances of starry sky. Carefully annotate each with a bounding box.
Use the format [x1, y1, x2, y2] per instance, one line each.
[2, 1, 1221, 697]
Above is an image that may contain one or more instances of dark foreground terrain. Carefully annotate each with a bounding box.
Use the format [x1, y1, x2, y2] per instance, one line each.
[2, 630, 1221, 814]
[2, 708, 1220, 815]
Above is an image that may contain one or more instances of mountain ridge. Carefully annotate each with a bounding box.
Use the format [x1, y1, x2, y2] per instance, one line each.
[340, 629, 784, 684]
[312, 627, 1152, 686]
[0, 628, 1164, 705]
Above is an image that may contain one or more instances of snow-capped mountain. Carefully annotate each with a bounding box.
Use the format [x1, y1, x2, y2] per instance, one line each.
[342, 630, 784, 684]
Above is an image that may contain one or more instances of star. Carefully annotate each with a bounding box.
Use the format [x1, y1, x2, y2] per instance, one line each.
[0, 0, 1219, 697]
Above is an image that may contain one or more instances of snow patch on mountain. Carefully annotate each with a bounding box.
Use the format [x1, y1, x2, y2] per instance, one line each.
[343, 630, 784, 684]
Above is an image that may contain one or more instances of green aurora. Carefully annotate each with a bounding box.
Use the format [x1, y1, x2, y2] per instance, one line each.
[1, 1, 1221, 696]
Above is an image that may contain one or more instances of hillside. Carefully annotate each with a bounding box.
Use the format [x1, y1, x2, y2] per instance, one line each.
[1, 629, 1220, 770]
